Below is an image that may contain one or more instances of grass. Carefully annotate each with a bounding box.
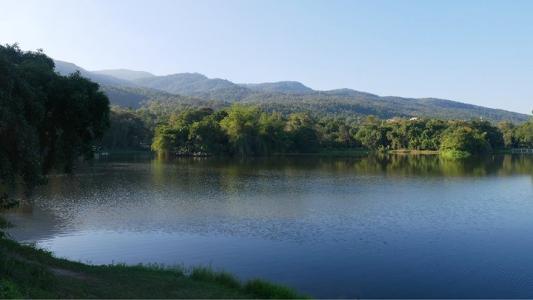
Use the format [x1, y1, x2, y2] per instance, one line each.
[0, 217, 307, 299]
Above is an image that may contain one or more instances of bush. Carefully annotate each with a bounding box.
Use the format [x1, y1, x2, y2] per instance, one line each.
[0, 279, 23, 299]
[440, 126, 491, 156]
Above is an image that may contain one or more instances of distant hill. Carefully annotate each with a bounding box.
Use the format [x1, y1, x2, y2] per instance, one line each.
[245, 93, 528, 122]
[133, 73, 251, 101]
[52, 59, 531, 123]
[54, 60, 136, 87]
[98, 85, 164, 109]
[240, 81, 314, 94]
[93, 69, 155, 81]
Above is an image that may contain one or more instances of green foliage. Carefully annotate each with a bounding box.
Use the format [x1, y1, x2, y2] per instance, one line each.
[285, 113, 319, 153]
[0, 44, 110, 189]
[0, 279, 23, 299]
[498, 121, 516, 148]
[149, 102, 533, 157]
[440, 126, 491, 156]
[220, 105, 262, 156]
[190, 268, 241, 289]
[151, 125, 179, 154]
[100, 107, 151, 150]
[258, 112, 290, 154]
[470, 120, 504, 150]
[244, 279, 309, 299]
[356, 123, 387, 151]
[151, 104, 322, 156]
[188, 115, 228, 154]
[514, 120, 533, 148]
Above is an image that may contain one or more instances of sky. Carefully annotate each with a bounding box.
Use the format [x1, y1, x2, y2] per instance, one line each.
[1, 0, 532, 114]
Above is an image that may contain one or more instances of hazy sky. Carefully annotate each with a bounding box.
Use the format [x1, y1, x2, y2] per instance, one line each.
[1, 0, 532, 114]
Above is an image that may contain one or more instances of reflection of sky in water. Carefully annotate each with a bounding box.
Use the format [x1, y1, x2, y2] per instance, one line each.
[5, 155, 533, 298]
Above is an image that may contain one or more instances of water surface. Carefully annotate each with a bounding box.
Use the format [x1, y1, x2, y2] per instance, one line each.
[5, 154, 533, 298]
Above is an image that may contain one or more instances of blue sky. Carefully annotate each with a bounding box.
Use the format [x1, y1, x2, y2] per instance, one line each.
[1, 0, 532, 114]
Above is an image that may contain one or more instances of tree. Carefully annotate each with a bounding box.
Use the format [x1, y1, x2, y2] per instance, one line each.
[151, 125, 180, 154]
[0, 44, 110, 190]
[498, 121, 516, 148]
[220, 104, 262, 156]
[258, 112, 289, 154]
[514, 120, 533, 148]
[188, 116, 228, 154]
[42, 72, 110, 172]
[101, 107, 151, 150]
[470, 120, 504, 150]
[440, 126, 491, 157]
[355, 124, 388, 150]
[285, 113, 319, 153]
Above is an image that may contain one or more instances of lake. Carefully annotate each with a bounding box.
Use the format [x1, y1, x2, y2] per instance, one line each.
[5, 154, 533, 298]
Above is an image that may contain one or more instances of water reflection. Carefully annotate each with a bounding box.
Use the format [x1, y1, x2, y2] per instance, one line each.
[4, 154, 533, 298]
[151, 153, 533, 178]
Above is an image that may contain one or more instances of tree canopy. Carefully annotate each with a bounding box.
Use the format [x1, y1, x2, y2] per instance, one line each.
[0, 44, 110, 190]
[149, 104, 532, 158]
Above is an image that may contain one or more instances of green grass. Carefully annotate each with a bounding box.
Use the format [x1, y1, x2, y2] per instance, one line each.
[0, 219, 307, 299]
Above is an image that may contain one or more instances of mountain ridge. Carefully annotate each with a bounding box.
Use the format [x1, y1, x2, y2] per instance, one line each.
[52, 59, 530, 122]
[240, 81, 314, 94]
[93, 69, 155, 81]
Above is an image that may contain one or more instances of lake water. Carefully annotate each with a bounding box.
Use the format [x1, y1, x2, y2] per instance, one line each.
[5, 154, 533, 298]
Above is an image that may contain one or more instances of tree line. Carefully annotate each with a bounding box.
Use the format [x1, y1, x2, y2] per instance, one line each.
[101, 104, 533, 158]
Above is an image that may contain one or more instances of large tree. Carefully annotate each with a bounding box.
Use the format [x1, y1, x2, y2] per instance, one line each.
[0, 44, 109, 190]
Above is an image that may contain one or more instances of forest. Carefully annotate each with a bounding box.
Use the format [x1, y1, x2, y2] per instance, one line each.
[102, 104, 533, 158]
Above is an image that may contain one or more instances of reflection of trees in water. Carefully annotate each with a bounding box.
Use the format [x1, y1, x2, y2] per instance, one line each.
[154, 154, 533, 179]
[7, 154, 533, 244]
[4, 200, 66, 242]
[149, 156, 313, 220]
[297, 154, 533, 178]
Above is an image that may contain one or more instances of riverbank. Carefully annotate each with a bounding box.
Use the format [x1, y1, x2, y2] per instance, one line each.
[0, 218, 305, 299]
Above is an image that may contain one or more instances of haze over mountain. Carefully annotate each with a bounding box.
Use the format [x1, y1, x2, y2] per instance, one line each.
[240, 81, 314, 94]
[53, 60, 530, 123]
[93, 69, 155, 81]
[54, 60, 137, 87]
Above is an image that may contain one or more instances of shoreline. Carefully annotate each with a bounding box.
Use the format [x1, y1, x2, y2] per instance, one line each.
[0, 218, 305, 299]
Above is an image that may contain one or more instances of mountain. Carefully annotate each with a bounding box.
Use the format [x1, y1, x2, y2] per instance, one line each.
[54, 60, 136, 87]
[240, 81, 314, 94]
[93, 69, 155, 81]
[54, 60, 171, 108]
[133, 73, 251, 101]
[52, 59, 531, 123]
[98, 85, 165, 108]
